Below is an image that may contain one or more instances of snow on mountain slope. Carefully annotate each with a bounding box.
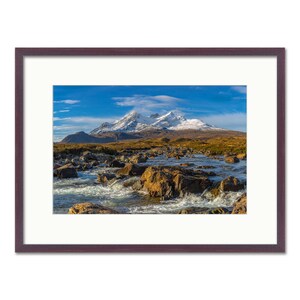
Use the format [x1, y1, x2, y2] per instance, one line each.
[91, 110, 220, 134]
[169, 119, 216, 130]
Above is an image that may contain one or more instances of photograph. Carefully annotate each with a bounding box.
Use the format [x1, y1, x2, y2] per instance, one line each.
[53, 85, 247, 214]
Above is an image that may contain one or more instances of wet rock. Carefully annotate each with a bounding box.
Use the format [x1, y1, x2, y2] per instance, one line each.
[96, 153, 114, 163]
[225, 156, 240, 164]
[64, 158, 71, 164]
[117, 163, 147, 176]
[140, 166, 212, 200]
[90, 160, 99, 167]
[237, 153, 247, 160]
[108, 160, 125, 168]
[197, 165, 216, 169]
[201, 171, 216, 177]
[129, 154, 148, 164]
[220, 176, 244, 192]
[140, 167, 174, 199]
[208, 186, 221, 198]
[180, 163, 194, 167]
[81, 163, 92, 171]
[178, 207, 231, 214]
[80, 151, 97, 162]
[232, 194, 247, 214]
[68, 202, 119, 214]
[71, 158, 78, 166]
[55, 163, 78, 178]
[53, 163, 62, 170]
[117, 155, 129, 163]
[167, 150, 184, 159]
[123, 177, 140, 188]
[207, 176, 244, 197]
[173, 173, 211, 196]
[97, 173, 116, 184]
[132, 180, 143, 191]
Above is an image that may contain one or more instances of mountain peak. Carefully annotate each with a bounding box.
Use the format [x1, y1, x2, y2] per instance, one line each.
[91, 110, 220, 134]
[126, 110, 139, 117]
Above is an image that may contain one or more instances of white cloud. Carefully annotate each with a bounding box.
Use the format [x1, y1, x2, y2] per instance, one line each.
[53, 116, 119, 140]
[54, 100, 80, 104]
[53, 117, 71, 121]
[231, 86, 247, 94]
[67, 117, 116, 124]
[59, 109, 70, 113]
[201, 112, 246, 132]
[113, 94, 182, 113]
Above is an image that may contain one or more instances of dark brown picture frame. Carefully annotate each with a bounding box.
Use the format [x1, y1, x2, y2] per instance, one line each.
[15, 48, 285, 253]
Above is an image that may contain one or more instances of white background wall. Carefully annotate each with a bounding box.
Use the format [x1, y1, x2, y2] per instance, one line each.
[0, 1, 297, 299]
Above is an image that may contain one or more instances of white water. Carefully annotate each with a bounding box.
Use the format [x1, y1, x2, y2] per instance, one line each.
[53, 154, 246, 214]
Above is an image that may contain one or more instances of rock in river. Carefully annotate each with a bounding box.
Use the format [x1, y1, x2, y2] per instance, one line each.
[237, 153, 247, 160]
[232, 194, 247, 214]
[220, 176, 245, 192]
[117, 163, 147, 176]
[68, 202, 119, 214]
[108, 160, 125, 168]
[178, 207, 231, 214]
[225, 156, 240, 164]
[208, 176, 245, 197]
[55, 163, 78, 179]
[97, 173, 116, 184]
[80, 150, 98, 162]
[129, 154, 148, 164]
[140, 166, 212, 200]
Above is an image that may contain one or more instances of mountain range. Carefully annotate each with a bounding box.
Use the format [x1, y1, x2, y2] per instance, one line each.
[60, 111, 224, 143]
[90, 110, 219, 134]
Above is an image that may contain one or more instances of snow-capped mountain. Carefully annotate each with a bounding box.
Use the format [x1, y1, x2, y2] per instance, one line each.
[91, 111, 220, 134]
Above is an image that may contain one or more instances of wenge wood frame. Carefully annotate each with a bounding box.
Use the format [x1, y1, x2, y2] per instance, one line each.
[15, 48, 285, 253]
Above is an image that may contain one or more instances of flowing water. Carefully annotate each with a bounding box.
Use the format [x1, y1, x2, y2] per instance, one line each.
[53, 154, 246, 214]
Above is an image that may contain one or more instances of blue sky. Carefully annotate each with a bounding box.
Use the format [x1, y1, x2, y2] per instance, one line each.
[53, 85, 246, 141]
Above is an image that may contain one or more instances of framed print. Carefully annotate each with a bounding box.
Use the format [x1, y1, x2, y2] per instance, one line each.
[15, 48, 285, 252]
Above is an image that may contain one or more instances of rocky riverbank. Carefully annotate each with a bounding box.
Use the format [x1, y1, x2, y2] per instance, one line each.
[54, 146, 246, 214]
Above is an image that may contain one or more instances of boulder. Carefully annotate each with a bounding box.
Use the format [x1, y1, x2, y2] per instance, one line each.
[129, 154, 148, 164]
[178, 207, 230, 214]
[68, 202, 119, 214]
[117, 163, 147, 176]
[122, 178, 140, 188]
[81, 163, 92, 171]
[207, 176, 244, 197]
[132, 180, 143, 191]
[140, 166, 212, 200]
[225, 156, 240, 164]
[237, 153, 247, 160]
[108, 160, 125, 168]
[232, 194, 247, 214]
[97, 173, 116, 184]
[117, 155, 129, 162]
[55, 163, 78, 178]
[140, 167, 174, 199]
[220, 176, 244, 192]
[173, 173, 211, 196]
[80, 151, 97, 162]
[53, 163, 62, 170]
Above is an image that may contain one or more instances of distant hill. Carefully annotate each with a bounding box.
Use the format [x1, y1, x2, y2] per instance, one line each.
[60, 131, 140, 144]
[60, 129, 245, 144]
[60, 131, 115, 144]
